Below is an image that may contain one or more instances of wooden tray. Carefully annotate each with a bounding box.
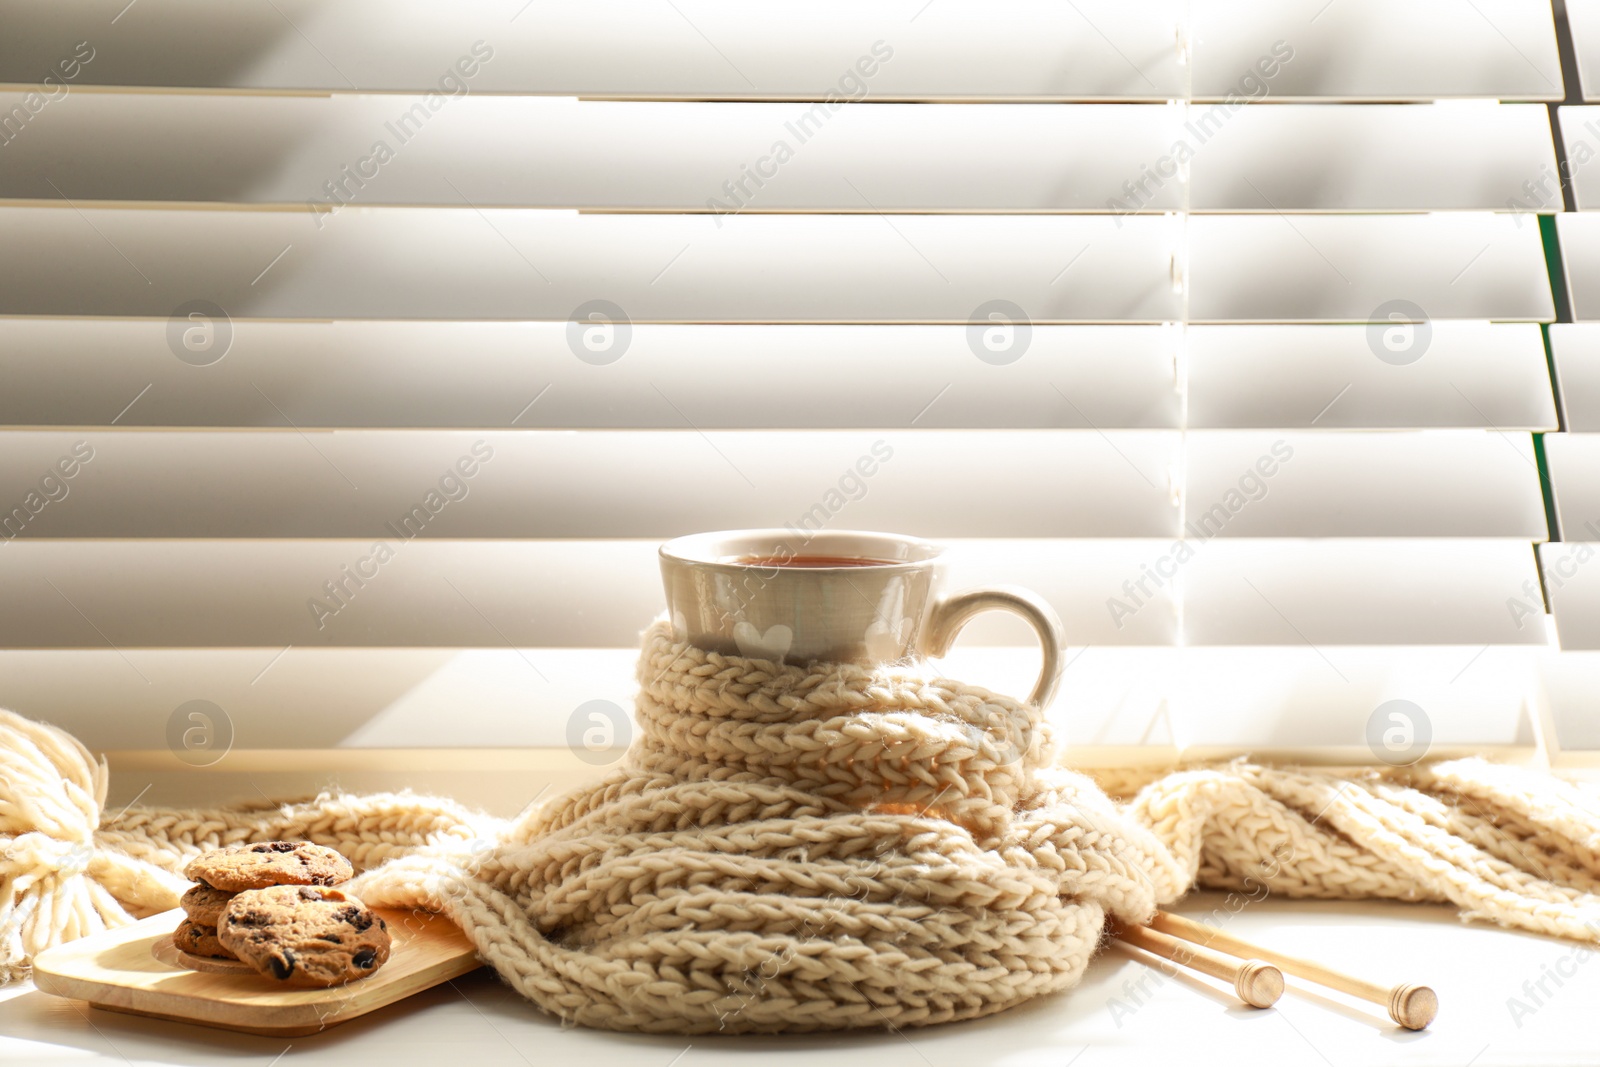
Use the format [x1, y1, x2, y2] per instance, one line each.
[33, 906, 481, 1037]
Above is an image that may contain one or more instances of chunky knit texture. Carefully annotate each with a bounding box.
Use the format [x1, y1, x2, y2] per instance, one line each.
[5, 622, 1600, 1032]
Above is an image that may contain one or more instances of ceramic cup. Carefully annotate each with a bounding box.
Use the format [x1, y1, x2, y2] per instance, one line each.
[659, 528, 1064, 707]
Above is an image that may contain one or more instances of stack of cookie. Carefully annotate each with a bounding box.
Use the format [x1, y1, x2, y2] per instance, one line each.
[176, 841, 392, 986]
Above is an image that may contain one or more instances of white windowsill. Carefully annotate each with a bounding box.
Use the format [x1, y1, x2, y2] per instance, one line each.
[1, 891, 1588, 1066]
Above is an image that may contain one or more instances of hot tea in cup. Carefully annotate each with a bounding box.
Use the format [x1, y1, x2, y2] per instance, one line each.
[660, 529, 1063, 707]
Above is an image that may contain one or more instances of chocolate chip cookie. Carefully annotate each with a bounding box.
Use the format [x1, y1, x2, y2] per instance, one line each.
[218, 885, 391, 987]
[172, 918, 238, 960]
[179, 882, 236, 926]
[183, 841, 354, 893]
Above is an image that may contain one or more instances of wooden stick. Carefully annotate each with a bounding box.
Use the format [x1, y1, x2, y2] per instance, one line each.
[1111, 922, 1284, 1008]
[1150, 911, 1437, 1030]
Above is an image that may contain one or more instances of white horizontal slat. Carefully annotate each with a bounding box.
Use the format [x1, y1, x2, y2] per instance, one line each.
[1543, 433, 1600, 538]
[1191, 0, 1561, 101]
[0, 430, 1550, 541]
[1182, 539, 1549, 646]
[0, 208, 1554, 323]
[1540, 543, 1600, 649]
[0, 431, 1181, 539]
[0, 207, 1183, 322]
[1190, 103, 1558, 212]
[1186, 323, 1557, 429]
[0, 645, 1544, 754]
[1183, 431, 1549, 538]
[1557, 211, 1600, 320]
[0, 320, 1560, 432]
[1570, 0, 1600, 101]
[0, 321, 1183, 430]
[0, 428, 1548, 543]
[0, 95, 1557, 213]
[0, 96, 1185, 212]
[1187, 213, 1555, 322]
[0, 0, 1561, 100]
[0, 540, 1182, 649]
[1549, 323, 1600, 429]
[0, 539, 1548, 650]
[0, 0, 1189, 100]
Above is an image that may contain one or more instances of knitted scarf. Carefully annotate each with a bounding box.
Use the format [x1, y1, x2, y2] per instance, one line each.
[5, 621, 1600, 1033]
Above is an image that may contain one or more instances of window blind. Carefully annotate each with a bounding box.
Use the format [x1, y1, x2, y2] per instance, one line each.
[0, 0, 1593, 778]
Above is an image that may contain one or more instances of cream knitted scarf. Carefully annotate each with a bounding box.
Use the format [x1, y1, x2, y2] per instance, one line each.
[5, 621, 1600, 1033]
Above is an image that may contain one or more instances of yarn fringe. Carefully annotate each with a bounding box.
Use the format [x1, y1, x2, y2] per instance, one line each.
[4, 628, 1600, 1030]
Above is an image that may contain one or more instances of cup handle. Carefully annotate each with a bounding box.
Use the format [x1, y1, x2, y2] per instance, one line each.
[921, 586, 1064, 708]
